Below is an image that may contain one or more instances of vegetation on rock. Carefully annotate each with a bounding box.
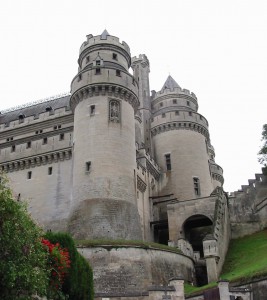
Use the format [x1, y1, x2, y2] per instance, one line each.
[258, 124, 267, 169]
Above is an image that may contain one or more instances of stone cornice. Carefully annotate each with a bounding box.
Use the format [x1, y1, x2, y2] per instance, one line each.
[0, 148, 72, 173]
[151, 121, 210, 141]
[70, 84, 139, 112]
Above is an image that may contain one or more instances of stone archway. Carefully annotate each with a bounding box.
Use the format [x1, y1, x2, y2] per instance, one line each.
[183, 214, 213, 256]
[183, 214, 213, 286]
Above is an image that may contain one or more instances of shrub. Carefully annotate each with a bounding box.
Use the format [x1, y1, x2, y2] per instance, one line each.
[44, 232, 94, 300]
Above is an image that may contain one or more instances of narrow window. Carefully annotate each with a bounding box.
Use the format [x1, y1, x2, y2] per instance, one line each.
[58, 125, 61, 129]
[35, 131, 39, 134]
[189, 112, 192, 116]
[7, 138, 9, 142]
[54, 125, 58, 130]
[160, 102, 163, 107]
[95, 68, 101, 75]
[112, 53, 117, 60]
[175, 111, 179, 115]
[40, 130, 43, 133]
[27, 171, 32, 179]
[48, 167, 52, 175]
[59, 133, 64, 141]
[11, 145, 15, 152]
[26, 141, 31, 148]
[116, 70, 121, 77]
[10, 137, 13, 141]
[173, 99, 177, 104]
[86, 161, 91, 172]
[200, 115, 202, 120]
[162, 113, 166, 118]
[86, 56, 90, 63]
[43, 137, 47, 144]
[165, 154, 171, 171]
[187, 100, 190, 106]
[90, 105, 95, 116]
[193, 177, 201, 196]
[78, 74, 82, 81]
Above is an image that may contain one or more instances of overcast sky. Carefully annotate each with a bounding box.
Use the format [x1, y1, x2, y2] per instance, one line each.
[0, 0, 266, 192]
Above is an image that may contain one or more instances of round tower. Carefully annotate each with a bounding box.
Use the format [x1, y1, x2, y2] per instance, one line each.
[69, 30, 142, 240]
[151, 76, 223, 200]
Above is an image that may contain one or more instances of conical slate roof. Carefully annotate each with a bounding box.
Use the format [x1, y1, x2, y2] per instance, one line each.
[100, 29, 110, 39]
[161, 75, 180, 90]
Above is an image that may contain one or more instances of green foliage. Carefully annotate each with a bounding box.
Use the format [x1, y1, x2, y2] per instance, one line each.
[258, 124, 267, 167]
[76, 238, 181, 254]
[0, 176, 49, 299]
[220, 229, 267, 282]
[44, 232, 94, 300]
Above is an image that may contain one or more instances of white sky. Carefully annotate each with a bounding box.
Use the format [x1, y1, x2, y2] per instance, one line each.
[0, 0, 266, 192]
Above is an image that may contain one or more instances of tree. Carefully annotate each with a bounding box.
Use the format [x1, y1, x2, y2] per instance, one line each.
[0, 176, 49, 299]
[258, 124, 267, 170]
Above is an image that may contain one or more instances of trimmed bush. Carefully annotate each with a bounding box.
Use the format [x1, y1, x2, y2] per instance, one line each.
[44, 232, 94, 300]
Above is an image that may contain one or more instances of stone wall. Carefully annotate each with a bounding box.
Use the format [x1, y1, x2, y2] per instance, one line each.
[228, 172, 267, 238]
[78, 246, 195, 298]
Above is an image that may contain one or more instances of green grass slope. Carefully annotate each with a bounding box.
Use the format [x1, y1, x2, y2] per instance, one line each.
[185, 229, 267, 296]
[220, 229, 267, 282]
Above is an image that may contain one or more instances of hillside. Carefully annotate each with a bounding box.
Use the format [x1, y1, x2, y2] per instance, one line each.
[185, 229, 267, 295]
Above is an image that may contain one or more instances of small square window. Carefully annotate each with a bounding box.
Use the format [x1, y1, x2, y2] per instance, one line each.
[58, 125, 61, 129]
[35, 131, 39, 134]
[43, 137, 47, 144]
[116, 70, 121, 77]
[26, 141, 31, 148]
[86, 161, 91, 172]
[48, 167, 53, 175]
[173, 99, 177, 104]
[95, 68, 101, 75]
[54, 125, 58, 130]
[40, 129, 43, 133]
[90, 105, 95, 116]
[189, 112, 192, 116]
[59, 133, 64, 141]
[175, 111, 179, 115]
[11, 145, 15, 152]
[27, 171, 32, 179]
[112, 53, 118, 60]
[86, 56, 90, 63]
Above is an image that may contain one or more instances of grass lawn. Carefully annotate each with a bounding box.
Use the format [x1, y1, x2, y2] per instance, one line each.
[185, 229, 267, 296]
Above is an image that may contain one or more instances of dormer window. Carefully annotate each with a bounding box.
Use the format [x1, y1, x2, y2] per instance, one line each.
[96, 60, 101, 66]
[46, 106, 52, 112]
[18, 114, 25, 123]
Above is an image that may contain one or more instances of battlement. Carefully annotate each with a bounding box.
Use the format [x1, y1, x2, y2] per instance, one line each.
[131, 54, 150, 67]
[153, 87, 197, 101]
[79, 33, 131, 55]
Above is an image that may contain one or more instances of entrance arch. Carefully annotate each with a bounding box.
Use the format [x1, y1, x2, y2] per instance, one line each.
[183, 214, 213, 257]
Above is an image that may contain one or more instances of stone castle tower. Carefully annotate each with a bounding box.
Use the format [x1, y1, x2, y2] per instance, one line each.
[1, 30, 266, 298]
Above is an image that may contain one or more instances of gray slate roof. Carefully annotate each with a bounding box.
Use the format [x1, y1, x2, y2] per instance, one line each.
[0, 95, 71, 124]
[161, 75, 181, 91]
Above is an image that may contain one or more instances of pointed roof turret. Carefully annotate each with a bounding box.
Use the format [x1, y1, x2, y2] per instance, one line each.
[161, 75, 180, 91]
[100, 29, 110, 40]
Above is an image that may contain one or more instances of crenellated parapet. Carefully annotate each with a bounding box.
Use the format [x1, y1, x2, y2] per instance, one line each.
[210, 162, 224, 185]
[131, 54, 150, 69]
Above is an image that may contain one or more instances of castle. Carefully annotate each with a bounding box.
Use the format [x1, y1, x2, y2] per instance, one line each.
[1, 30, 267, 299]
